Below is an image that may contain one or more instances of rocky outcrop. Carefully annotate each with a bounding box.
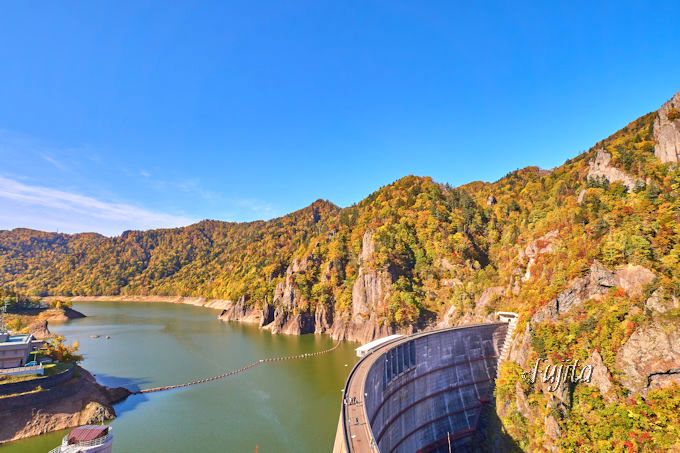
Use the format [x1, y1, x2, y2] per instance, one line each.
[218, 295, 263, 325]
[587, 148, 641, 191]
[614, 264, 656, 297]
[0, 366, 130, 443]
[531, 262, 656, 323]
[531, 261, 615, 323]
[521, 230, 559, 281]
[260, 302, 275, 327]
[587, 350, 616, 403]
[503, 261, 666, 448]
[263, 258, 317, 335]
[324, 230, 414, 343]
[615, 322, 680, 394]
[577, 189, 587, 205]
[351, 232, 383, 321]
[340, 231, 403, 342]
[314, 302, 333, 334]
[327, 315, 401, 344]
[645, 289, 679, 314]
[653, 92, 680, 163]
[507, 324, 532, 368]
[474, 286, 504, 315]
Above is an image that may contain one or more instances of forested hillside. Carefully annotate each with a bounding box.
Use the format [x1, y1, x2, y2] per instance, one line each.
[1, 93, 680, 450]
[1, 97, 677, 331]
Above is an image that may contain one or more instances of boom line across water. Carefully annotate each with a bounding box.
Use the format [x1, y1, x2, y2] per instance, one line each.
[136, 342, 342, 394]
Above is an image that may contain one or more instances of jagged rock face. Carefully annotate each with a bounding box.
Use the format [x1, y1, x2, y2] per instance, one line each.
[326, 230, 411, 343]
[615, 322, 680, 394]
[260, 303, 275, 327]
[218, 295, 262, 325]
[577, 189, 586, 204]
[278, 262, 302, 310]
[328, 315, 402, 343]
[266, 258, 316, 335]
[351, 231, 386, 321]
[351, 271, 387, 322]
[504, 261, 665, 446]
[653, 92, 680, 163]
[28, 319, 51, 339]
[531, 262, 656, 323]
[268, 310, 316, 335]
[587, 149, 641, 190]
[531, 261, 615, 323]
[218, 231, 400, 343]
[314, 303, 333, 334]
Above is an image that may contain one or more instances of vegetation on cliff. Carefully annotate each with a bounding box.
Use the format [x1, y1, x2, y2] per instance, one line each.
[0, 94, 679, 450]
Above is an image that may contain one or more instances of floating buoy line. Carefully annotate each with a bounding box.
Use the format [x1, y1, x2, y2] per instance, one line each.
[136, 342, 341, 394]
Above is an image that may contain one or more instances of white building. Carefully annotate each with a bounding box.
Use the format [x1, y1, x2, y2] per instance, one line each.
[0, 332, 41, 369]
[355, 334, 404, 358]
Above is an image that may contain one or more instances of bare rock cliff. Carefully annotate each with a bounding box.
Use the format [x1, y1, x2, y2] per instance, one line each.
[587, 149, 641, 190]
[218, 295, 262, 325]
[531, 262, 655, 323]
[654, 92, 680, 163]
[531, 261, 615, 323]
[261, 258, 316, 335]
[616, 322, 680, 394]
[328, 231, 406, 343]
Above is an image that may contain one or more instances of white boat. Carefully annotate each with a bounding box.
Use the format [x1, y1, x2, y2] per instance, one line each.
[48, 425, 113, 453]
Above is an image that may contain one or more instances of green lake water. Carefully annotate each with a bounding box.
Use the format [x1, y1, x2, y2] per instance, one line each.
[0, 302, 358, 453]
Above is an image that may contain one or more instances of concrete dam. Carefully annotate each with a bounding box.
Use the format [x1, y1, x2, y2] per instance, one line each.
[333, 316, 516, 453]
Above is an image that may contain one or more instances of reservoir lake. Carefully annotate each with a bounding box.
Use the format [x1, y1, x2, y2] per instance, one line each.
[0, 301, 358, 453]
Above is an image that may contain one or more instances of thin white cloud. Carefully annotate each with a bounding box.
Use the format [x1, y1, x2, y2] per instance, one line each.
[39, 152, 69, 172]
[0, 176, 195, 236]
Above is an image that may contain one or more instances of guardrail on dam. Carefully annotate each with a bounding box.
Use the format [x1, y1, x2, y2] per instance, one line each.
[334, 318, 515, 453]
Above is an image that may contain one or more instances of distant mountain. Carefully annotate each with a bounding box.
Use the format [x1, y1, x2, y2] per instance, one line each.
[2, 92, 679, 451]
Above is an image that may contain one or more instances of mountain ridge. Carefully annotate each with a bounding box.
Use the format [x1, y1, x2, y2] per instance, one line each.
[2, 92, 680, 450]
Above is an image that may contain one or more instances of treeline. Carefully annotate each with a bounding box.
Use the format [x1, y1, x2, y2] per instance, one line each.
[0, 110, 678, 327]
[0, 99, 679, 450]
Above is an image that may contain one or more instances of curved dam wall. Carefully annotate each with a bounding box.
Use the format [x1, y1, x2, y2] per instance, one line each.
[361, 323, 508, 453]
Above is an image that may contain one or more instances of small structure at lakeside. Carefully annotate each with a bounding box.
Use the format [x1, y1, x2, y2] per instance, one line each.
[0, 304, 44, 372]
[49, 425, 113, 453]
[354, 334, 404, 358]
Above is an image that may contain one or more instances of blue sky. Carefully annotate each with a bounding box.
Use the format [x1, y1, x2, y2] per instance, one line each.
[1, 1, 679, 235]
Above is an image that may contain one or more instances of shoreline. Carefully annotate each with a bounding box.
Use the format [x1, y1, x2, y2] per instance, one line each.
[43, 295, 234, 310]
[0, 305, 127, 445]
[41, 295, 407, 344]
[0, 364, 130, 444]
